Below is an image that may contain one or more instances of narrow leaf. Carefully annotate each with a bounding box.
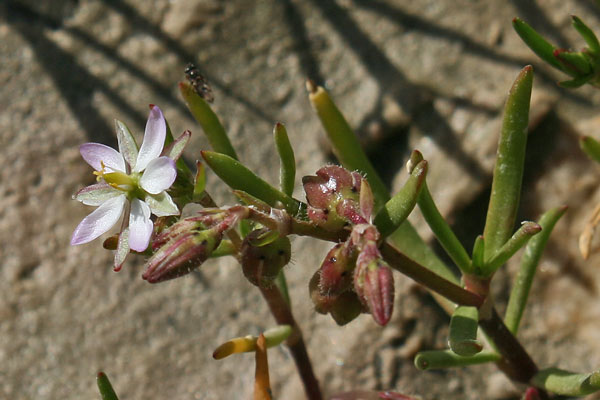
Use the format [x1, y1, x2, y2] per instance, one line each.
[448, 306, 482, 357]
[554, 50, 592, 75]
[532, 368, 600, 396]
[254, 334, 272, 400]
[408, 150, 472, 274]
[483, 221, 542, 276]
[512, 18, 564, 71]
[558, 74, 593, 88]
[471, 235, 485, 273]
[572, 15, 600, 54]
[483, 66, 533, 260]
[505, 206, 567, 334]
[97, 372, 119, 400]
[179, 82, 238, 159]
[273, 123, 296, 196]
[373, 160, 427, 237]
[202, 151, 303, 215]
[193, 161, 206, 200]
[414, 350, 500, 370]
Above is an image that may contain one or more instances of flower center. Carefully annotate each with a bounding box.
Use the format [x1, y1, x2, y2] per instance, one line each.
[94, 161, 138, 192]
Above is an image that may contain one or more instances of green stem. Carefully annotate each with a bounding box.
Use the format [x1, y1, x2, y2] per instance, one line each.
[504, 206, 567, 334]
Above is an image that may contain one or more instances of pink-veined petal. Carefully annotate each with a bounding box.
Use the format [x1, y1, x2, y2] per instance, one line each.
[134, 105, 166, 173]
[139, 156, 177, 194]
[71, 195, 127, 245]
[129, 198, 153, 251]
[80, 143, 126, 173]
[74, 182, 121, 206]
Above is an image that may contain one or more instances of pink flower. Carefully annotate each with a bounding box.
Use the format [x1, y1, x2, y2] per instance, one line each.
[71, 105, 181, 270]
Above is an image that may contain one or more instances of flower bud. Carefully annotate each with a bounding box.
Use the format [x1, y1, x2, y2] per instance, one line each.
[302, 165, 365, 230]
[318, 242, 356, 295]
[241, 228, 291, 287]
[142, 228, 222, 283]
[354, 257, 395, 326]
[309, 269, 364, 326]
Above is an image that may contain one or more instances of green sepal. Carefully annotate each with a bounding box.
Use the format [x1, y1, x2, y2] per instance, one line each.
[532, 368, 600, 397]
[373, 159, 428, 238]
[482, 221, 541, 277]
[512, 18, 564, 72]
[202, 151, 304, 216]
[448, 306, 482, 357]
[572, 15, 600, 54]
[273, 122, 296, 197]
[580, 136, 600, 163]
[210, 240, 237, 258]
[179, 81, 238, 160]
[97, 372, 119, 400]
[483, 66, 533, 259]
[114, 119, 138, 169]
[414, 350, 499, 371]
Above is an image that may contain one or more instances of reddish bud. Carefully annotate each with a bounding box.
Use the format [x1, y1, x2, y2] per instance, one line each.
[318, 242, 356, 295]
[354, 258, 395, 326]
[309, 270, 364, 325]
[241, 229, 291, 287]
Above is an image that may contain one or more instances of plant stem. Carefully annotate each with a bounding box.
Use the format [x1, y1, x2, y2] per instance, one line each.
[478, 307, 539, 384]
[380, 243, 483, 307]
[259, 285, 322, 400]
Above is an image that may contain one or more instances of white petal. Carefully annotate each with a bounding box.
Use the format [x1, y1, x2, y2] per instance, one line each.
[74, 182, 121, 206]
[139, 156, 177, 194]
[115, 119, 138, 171]
[145, 192, 180, 217]
[80, 143, 126, 173]
[129, 198, 153, 252]
[134, 105, 166, 172]
[71, 195, 127, 245]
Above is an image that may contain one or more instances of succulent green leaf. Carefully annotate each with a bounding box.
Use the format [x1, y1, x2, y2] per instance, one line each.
[414, 350, 500, 371]
[374, 159, 428, 237]
[408, 150, 472, 274]
[504, 206, 567, 334]
[533, 368, 600, 396]
[448, 306, 482, 357]
[482, 221, 542, 276]
[180, 82, 238, 160]
[97, 372, 119, 400]
[580, 136, 600, 163]
[193, 161, 207, 201]
[273, 123, 296, 197]
[559, 74, 593, 88]
[483, 66, 533, 260]
[555, 51, 592, 75]
[202, 151, 303, 215]
[512, 18, 564, 71]
[572, 15, 600, 54]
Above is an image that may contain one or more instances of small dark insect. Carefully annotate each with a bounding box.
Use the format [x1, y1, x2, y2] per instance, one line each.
[184, 63, 214, 103]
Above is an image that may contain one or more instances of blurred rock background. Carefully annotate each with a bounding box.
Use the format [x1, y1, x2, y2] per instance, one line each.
[2, 0, 600, 399]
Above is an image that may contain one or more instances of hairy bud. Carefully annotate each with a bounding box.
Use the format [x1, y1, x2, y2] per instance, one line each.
[354, 252, 395, 326]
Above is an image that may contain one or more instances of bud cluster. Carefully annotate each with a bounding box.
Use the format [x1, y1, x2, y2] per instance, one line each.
[304, 166, 395, 326]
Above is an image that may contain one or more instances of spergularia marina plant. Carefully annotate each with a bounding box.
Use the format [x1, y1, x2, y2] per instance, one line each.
[82, 30, 600, 398]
